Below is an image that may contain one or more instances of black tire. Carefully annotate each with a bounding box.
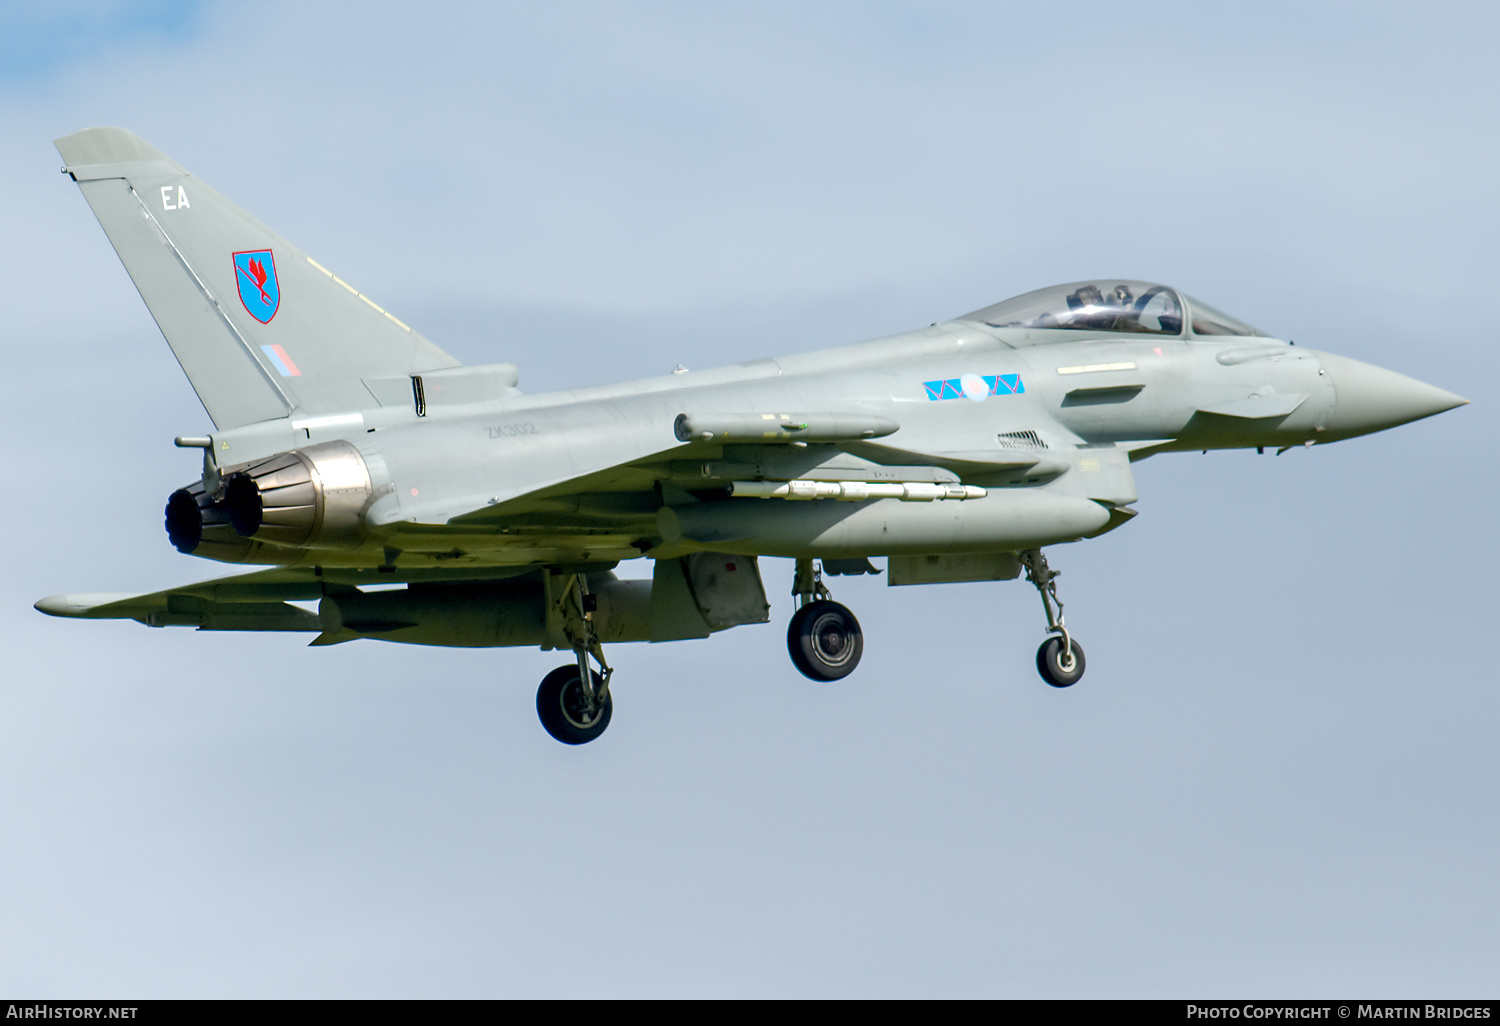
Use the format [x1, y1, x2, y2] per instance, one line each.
[536, 665, 612, 745]
[787, 600, 864, 681]
[1036, 636, 1086, 688]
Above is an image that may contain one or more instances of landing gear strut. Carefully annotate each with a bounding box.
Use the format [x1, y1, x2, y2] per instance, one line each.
[536, 573, 614, 744]
[787, 558, 864, 681]
[1020, 549, 1086, 688]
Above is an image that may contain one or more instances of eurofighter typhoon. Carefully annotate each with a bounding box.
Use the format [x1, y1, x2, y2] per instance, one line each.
[37, 128, 1468, 744]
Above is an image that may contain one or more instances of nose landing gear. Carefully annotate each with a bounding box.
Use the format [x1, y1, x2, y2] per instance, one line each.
[1020, 548, 1086, 688]
[786, 558, 864, 681]
[1035, 634, 1086, 688]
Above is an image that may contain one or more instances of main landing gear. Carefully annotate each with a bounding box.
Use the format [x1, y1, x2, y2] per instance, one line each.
[536, 573, 614, 745]
[787, 558, 864, 681]
[1020, 548, 1085, 688]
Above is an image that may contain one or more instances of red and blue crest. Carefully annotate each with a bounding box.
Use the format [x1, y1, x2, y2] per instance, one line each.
[232, 249, 280, 323]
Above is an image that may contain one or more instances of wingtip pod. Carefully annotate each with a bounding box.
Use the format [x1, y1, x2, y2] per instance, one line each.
[54, 127, 174, 169]
[34, 595, 77, 617]
[35, 593, 140, 618]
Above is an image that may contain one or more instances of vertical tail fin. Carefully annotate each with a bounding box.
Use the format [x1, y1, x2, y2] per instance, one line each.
[56, 128, 459, 429]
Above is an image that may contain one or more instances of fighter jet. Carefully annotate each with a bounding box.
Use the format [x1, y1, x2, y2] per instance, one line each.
[36, 128, 1468, 745]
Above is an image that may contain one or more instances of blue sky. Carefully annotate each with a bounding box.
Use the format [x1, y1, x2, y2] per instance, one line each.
[1, 0, 1495, 998]
[0, 1, 203, 84]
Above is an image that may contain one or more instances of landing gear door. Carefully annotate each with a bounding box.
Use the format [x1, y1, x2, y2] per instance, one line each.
[685, 553, 771, 630]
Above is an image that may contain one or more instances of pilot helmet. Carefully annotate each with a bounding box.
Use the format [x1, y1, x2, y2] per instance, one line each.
[1067, 284, 1104, 310]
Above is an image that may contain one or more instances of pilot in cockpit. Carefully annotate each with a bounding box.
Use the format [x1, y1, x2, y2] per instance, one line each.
[1066, 283, 1130, 331]
[1105, 285, 1136, 331]
[966, 279, 1186, 336]
[1065, 284, 1105, 313]
[1063, 283, 1172, 333]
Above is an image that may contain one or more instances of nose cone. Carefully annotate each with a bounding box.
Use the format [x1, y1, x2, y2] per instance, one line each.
[1311, 350, 1468, 440]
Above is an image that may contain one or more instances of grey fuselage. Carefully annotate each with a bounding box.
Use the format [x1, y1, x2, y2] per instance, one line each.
[184, 316, 1453, 575]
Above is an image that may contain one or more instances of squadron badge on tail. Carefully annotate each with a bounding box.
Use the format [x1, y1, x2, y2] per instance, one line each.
[232, 248, 280, 323]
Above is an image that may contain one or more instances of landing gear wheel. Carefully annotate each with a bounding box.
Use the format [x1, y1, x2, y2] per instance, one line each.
[1036, 636, 1086, 688]
[536, 665, 613, 745]
[787, 600, 863, 681]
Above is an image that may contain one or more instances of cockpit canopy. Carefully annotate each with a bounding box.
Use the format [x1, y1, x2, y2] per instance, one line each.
[958, 280, 1267, 339]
